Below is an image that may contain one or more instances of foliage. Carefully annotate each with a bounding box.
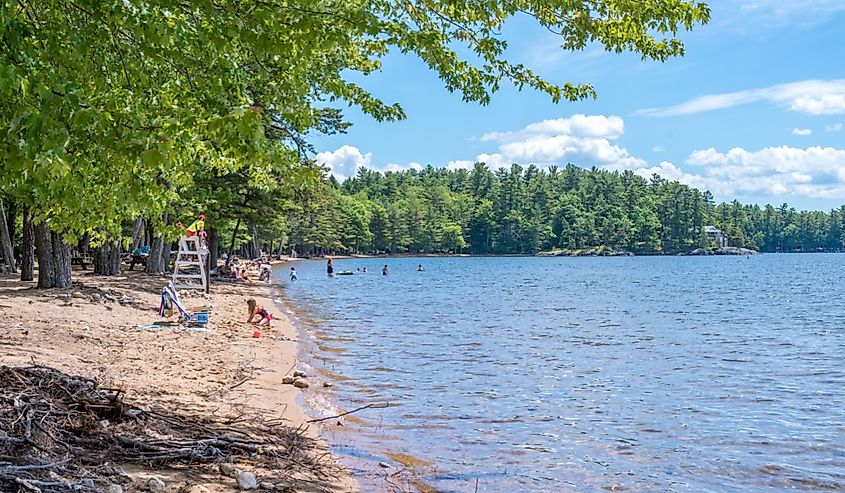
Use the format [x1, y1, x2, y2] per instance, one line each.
[286, 164, 845, 255]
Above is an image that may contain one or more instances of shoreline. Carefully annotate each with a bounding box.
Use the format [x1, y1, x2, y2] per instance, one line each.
[275, 264, 437, 492]
[0, 271, 356, 492]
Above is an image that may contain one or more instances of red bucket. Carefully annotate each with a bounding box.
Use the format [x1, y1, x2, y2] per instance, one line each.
[253, 330, 262, 338]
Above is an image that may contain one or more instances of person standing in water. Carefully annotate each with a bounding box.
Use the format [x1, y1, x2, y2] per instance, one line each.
[289, 266, 298, 281]
[382, 264, 389, 276]
[417, 263, 424, 271]
[327, 258, 334, 277]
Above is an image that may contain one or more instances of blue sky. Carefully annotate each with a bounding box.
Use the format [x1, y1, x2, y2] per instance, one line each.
[312, 1, 845, 210]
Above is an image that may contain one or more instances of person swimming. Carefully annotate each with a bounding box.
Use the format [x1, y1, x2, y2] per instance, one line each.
[417, 263, 424, 271]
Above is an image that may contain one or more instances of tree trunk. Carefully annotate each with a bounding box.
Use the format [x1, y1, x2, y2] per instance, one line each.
[250, 223, 259, 259]
[5, 200, 16, 259]
[225, 217, 241, 267]
[207, 228, 219, 272]
[130, 217, 145, 251]
[20, 206, 34, 281]
[34, 222, 71, 288]
[146, 214, 168, 274]
[94, 239, 121, 275]
[146, 235, 165, 273]
[162, 242, 172, 273]
[79, 233, 90, 257]
[0, 200, 16, 273]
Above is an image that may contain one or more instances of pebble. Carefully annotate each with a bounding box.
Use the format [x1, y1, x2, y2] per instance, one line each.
[91, 293, 102, 302]
[292, 370, 307, 378]
[57, 293, 70, 300]
[236, 471, 257, 490]
[281, 375, 295, 384]
[81, 478, 96, 489]
[124, 409, 142, 419]
[293, 378, 309, 389]
[322, 382, 333, 388]
[72, 291, 85, 299]
[219, 463, 238, 478]
[148, 477, 166, 493]
[99, 419, 110, 429]
[259, 482, 275, 490]
[105, 484, 123, 493]
[378, 461, 390, 468]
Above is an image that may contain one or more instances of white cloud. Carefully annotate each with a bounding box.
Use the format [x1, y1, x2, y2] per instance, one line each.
[384, 162, 423, 173]
[446, 160, 475, 171]
[790, 94, 845, 115]
[792, 128, 812, 136]
[468, 114, 643, 170]
[826, 123, 843, 132]
[652, 145, 666, 153]
[636, 79, 845, 117]
[656, 146, 845, 199]
[314, 145, 371, 180]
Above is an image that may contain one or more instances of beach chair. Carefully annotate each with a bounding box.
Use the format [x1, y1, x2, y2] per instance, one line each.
[159, 282, 212, 327]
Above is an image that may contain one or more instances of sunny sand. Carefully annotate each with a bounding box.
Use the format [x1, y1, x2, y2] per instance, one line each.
[0, 271, 356, 492]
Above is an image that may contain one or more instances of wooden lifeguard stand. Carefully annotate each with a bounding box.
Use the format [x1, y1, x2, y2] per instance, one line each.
[172, 236, 208, 291]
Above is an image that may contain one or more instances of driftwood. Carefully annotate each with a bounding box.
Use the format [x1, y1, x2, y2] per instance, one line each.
[0, 365, 339, 492]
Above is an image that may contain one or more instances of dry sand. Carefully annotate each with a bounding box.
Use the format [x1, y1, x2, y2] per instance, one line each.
[0, 270, 357, 492]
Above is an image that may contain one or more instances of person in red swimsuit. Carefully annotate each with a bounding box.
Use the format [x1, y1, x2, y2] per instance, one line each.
[247, 298, 272, 326]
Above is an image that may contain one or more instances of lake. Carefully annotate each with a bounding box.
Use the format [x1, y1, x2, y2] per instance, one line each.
[278, 255, 845, 492]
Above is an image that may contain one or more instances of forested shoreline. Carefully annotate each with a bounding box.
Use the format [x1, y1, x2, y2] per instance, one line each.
[285, 163, 845, 256]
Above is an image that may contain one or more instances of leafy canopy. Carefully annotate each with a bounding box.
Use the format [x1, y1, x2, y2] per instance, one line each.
[0, 0, 710, 237]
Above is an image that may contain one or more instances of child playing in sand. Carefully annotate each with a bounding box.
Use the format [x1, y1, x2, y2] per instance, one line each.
[247, 298, 272, 326]
[289, 267, 298, 281]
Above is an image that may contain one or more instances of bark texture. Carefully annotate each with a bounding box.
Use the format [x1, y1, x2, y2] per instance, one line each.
[34, 222, 71, 289]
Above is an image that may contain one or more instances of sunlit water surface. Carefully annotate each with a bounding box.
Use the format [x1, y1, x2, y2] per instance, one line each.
[278, 255, 845, 492]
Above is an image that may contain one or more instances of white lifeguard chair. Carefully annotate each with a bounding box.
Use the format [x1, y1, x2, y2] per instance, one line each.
[172, 236, 208, 291]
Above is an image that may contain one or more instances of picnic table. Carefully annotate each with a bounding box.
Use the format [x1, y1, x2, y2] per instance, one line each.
[71, 255, 92, 270]
[128, 254, 148, 271]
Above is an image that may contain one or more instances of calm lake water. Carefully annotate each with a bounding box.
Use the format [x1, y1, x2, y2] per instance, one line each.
[278, 255, 845, 492]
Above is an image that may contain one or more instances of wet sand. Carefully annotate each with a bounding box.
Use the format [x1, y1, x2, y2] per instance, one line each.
[0, 270, 356, 492]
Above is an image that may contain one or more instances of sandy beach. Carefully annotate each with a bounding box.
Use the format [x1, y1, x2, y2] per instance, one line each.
[0, 270, 356, 492]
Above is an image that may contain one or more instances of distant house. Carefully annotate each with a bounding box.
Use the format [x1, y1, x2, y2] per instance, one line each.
[703, 225, 728, 248]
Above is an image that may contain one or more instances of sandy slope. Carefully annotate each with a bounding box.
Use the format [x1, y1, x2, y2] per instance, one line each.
[0, 270, 356, 492]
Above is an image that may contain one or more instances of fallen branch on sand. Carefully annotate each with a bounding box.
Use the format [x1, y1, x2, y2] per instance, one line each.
[307, 402, 391, 423]
[0, 365, 340, 492]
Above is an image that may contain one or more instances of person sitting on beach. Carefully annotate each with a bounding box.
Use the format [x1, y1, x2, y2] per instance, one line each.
[247, 298, 272, 325]
[258, 266, 271, 283]
[382, 264, 389, 276]
[289, 267, 298, 281]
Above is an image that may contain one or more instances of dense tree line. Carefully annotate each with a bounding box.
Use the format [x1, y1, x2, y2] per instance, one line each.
[285, 163, 845, 255]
